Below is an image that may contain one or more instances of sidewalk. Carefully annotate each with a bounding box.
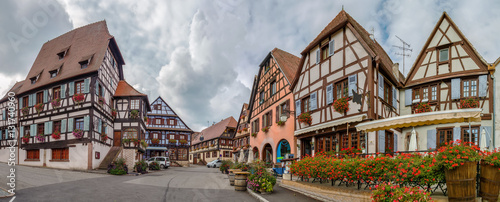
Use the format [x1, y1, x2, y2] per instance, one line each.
[247, 178, 319, 202]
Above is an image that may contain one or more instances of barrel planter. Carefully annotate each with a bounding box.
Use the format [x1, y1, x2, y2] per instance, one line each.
[480, 162, 500, 201]
[234, 171, 250, 191]
[228, 169, 241, 186]
[444, 161, 477, 202]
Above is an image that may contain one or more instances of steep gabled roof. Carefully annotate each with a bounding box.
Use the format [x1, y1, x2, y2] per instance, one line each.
[114, 80, 147, 97]
[148, 96, 193, 131]
[271, 48, 300, 83]
[17, 21, 124, 95]
[233, 103, 249, 139]
[192, 117, 237, 145]
[292, 10, 397, 89]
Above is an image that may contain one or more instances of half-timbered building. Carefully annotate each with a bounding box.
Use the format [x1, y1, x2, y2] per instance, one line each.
[145, 96, 193, 166]
[357, 12, 494, 151]
[190, 117, 236, 165]
[291, 10, 403, 157]
[248, 48, 299, 163]
[232, 103, 250, 162]
[0, 82, 23, 162]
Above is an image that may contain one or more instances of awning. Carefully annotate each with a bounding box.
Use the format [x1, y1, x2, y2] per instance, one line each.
[295, 114, 367, 136]
[356, 108, 482, 132]
[146, 147, 168, 151]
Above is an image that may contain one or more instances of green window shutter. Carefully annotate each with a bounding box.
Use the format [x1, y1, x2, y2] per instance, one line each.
[43, 90, 48, 103]
[28, 94, 33, 107]
[44, 122, 49, 135]
[68, 118, 74, 132]
[69, 82, 75, 96]
[2, 109, 5, 120]
[83, 78, 90, 94]
[49, 121, 53, 134]
[0, 130, 3, 140]
[19, 97, 23, 108]
[30, 124, 36, 137]
[61, 84, 66, 98]
[20, 126, 24, 137]
[83, 116, 90, 131]
[98, 118, 102, 133]
[61, 119, 67, 133]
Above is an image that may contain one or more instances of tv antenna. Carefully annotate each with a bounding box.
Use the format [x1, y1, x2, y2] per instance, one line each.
[392, 35, 412, 75]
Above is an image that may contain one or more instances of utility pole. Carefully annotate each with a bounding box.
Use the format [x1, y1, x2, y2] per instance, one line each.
[393, 35, 412, 75]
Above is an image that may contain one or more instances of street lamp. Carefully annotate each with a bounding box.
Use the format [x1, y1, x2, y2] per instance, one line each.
[280, 109, 295, 122]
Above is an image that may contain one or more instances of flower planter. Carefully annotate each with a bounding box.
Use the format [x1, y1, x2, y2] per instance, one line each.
[480, 161, 500, 201]
[227, 169, 241, 186]
[444, 161, 477, 202]
[234, 171, 250, 191]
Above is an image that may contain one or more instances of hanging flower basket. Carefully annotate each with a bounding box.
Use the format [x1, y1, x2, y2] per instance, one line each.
[73, 129, 84, 139]
[460, 98, 479, 109]
[180, 139, 188, 144]
[34, 103, 44, 115]
[251, 133, 257, 138]
[98, 96, 106, 106]
[35, 134, 44, 142]
[262, 127, 269, 133]
[333, 97, 349, 114]
[152, 138, 160, 144]
[22, 135, 30, 144]
[298, 112, 312, 125]
[243, 128, 248, 132]
[277, 120, 285, 126]
[131, 138, 139, 145]
[101, 134, 108, 141]
[237, 129, 242, 133]
[130, 110, 139, 119]
[73, 93, 85, 106]
[51, 98, 61, 109]
[413, 102, 432, 114]
[51, 130, 61, 139]
[111, 108, 117, 119]
[240, 115, 246, 120]
[140, 140, 148, 148]
[21, 106, 29, 116]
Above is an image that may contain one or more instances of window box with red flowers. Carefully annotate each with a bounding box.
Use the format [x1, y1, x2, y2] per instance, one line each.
[34, 103, 44, 115]
[261, 127, 269, 133]
[101, 133, 108, 142]
[251, 133, 257, 138]
[237, 129, 242, 133]
[298, 112, 312, 125]
[180, 139, 188, 145]
[51, 130, 61, 140]
[460, 98, 479, 109]
[240, 115, 246, 120]
[413, 102, 432, 114]
[130, 110, 139, 119]
[243, 128, 248, 132]
[277, 120, 285, 126]
[51, 98, 61, 109]
[111, 108, 117, 119]
[22, 135, 30, 144]
[73, 93, 85, 106]
[98, 96, 106, 106]
[151, 138, 160, 144]
[168, 139, 177, 144]
[21, 106, 29, 116]
[333, 97, 349, 114]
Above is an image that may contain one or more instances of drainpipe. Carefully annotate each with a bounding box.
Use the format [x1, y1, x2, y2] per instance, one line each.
[492, 73, 496, 149]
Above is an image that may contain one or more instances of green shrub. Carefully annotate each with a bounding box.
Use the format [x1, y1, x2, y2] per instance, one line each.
[149, 161, 160, 170]
[109, 168, 127, 175]
[220, 160, 233, 172]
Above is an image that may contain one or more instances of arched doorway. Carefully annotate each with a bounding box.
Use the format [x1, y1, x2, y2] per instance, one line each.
[262, 144, 273, 163]
[276, 139, 291, 163]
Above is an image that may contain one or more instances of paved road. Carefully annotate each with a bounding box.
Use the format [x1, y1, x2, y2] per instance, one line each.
[0, 164, 256, 202]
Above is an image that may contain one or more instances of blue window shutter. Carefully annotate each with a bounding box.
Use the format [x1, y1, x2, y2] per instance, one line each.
[49, 121, 53, 134]
[95, 81, 99, 95]
[348, 74, 357, 97]
[44, 122, 49, 135]
[68, 118, 74, 132]
[30, 124, 36, 137]
[84, 116, 90, 131]
[393, 133, 398, 152]
[310, 92, 317, 111]
[20, 126, 24, 137]
[328, 40, 334, 56]
[453, 127, 461, 142]
[326, 84, 334, 105]
[43, 90, 48, 103]
[295, 100, 301, 116]
[392, 86, 398, 110]
[28, 94, 32, 107]
[19, 97, 23, 108]
[378, 74, 384, 99]
[61, 119, 67, 133]
[478, 75, 487, 98]
[61, 84, 66, 98]
[84, 78, 90, 94]
[98, 118, 102, 133]
[427, 129, 436, 150]
[316, 49, 320, 64]
[378, 130, 385, 153]
[2, 109, 5, 120]
[451, 78, 461, 100]
[0, 130, 3, 140]
[405, 89, 412, 106]
[69, 82, 75, 96]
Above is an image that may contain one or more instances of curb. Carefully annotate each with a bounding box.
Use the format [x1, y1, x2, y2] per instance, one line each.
[246, 189, 269, 202]
[0, 187, 14, 199]
[279, 182, 336, 202]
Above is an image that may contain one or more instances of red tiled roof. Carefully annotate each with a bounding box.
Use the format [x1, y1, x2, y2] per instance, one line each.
[271, 48, 300, 83]
[17, 21, 118, 95]
[192, 117, 237, 144]
[114, 80, 147, 97]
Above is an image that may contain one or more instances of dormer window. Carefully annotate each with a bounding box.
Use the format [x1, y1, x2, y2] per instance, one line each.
[439, 47, 449, 63]
[30, 77, 37, 84]
[79, 54, 93, 69]
[57, 52, 65, 60]
[49, 70, 57, 78]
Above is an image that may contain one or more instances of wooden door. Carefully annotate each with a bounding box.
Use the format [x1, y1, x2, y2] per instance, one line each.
[193, 157, 197, 164]
[113, 131, 121, 146]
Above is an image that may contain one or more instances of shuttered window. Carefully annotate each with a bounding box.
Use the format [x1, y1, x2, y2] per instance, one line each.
[27, 149, 40, 160]
[75, 118, 84, 130]
[53, 87, 61, 100]
[51, 148, 69, 160]
[302, 96, 310, 113]
[36, 92, 43, 104]
[437, 128, 453, 148]
[75, 81, 84, 94]
[336, 79, 348, 99]
[462, 79, 477, 98]
[462, 127, 479, 145]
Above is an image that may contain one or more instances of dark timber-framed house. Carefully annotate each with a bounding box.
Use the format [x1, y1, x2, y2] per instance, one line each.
[0, 82, 23, 161]
[232, 103, 250, 163]
[145, 96, 193, 167]
[190, 117, 236, 165]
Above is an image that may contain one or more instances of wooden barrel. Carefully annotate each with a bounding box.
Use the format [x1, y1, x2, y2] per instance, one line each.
[234, 172, 249, 191]
[480, 162, 500, 202]
[444, 161, 477, 202]
[229, 172, 235, 186]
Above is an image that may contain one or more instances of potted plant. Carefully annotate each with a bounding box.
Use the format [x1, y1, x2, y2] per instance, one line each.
[140, 140, 148, 148]
[111, 108, 117, 119]
[34, 103, 44, 115]
[21, 106, 29, 116]
[413, 102, 432, 114]
[51, 130, 61, 139]
[297, 112, 312, 125]
[73, 129, 84, 139]
[134, 160, 148, 174]
[35, 134, 44, 142]
[22, 135, 30, 144]
[130, 109, 139, 119]
[262, 127, 269, 133]
[152, 138, 160, 144]
[130, 138, 139, 146]
[149, 161, 160, 170]
[460, 98, 479, 109]
[436, 140, 480, 201]
[101, 133, 108, 141]
[333, 97, 349, 114]
[243, 128, 248, 132]
[180, 139, 188, 145]
[73, 93, 85, 106]
[277, 120, 285, 126]
[480, 149, 500, 201]
[51, 98, 61, 109]
[122, 138, 131, 145]
[251, 133, 257, 138]
[98, 96, 106, 106]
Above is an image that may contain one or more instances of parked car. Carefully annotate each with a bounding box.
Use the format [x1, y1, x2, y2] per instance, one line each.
[206, 159, 222, 168]
[146, 156, 170, 169]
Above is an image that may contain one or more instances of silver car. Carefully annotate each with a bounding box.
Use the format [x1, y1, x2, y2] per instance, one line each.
[206, 159, 222, 168]
[146, 156, 170, 169]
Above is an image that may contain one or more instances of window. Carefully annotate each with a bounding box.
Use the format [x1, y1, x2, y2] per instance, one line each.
[30, 77, 37, 84]
[53, 121, 61, 133]
[264, 60, 270, 72]
[302, 96, 310, 113]
[123, 128, 138, 139]
[155, 118, 161, 125]
[335, 79, 348, 99]
[437, 128, 453, 148]
[270, 81, 276, 95]
[321, 45, 329, 61]
[224, 151, 230, 157]
[170, 134, 175, 139]
[50, 70, 58, 78]
[152, 133, 158, 139]
[252, 119, 259, 133]
[155, 104, 162, 110]
[36, 91, 43, 104]
[413, 88, 420, 100]
[212, 151, 217, 157]
[384, 83, 392, 104]
[131, 99, 139, 109]
[439, 48, 449, 62]
[37, 124, 44, 136]
[462, 127, 479, 145]
[75, 80, 84, 94]
[24, 127, 30, 137]
[221, 139, 226, 145]
[22, 96, 28, 108]
[278, 101, 288, 120]
[51, 148, 69, 160]
[53, 87, 61, 100]
[262, 111, 272, 128]
[26, 150, 40, 160]
[259, 91, 265, 104]
[169, 119, 175, 126]
[431, 85, 437, 101]
[462, 79, 477, 98]
[80, 60, 89, 69]
[422, 87, 428, 100]
[75, 118, 84, 130]
[57, 50, 67, 60]
[180, 135, 185, 140]
[341, 133, 349, 150]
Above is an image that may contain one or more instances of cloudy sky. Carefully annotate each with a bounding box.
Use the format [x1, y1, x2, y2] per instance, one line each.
[0, 0, 499, 131]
